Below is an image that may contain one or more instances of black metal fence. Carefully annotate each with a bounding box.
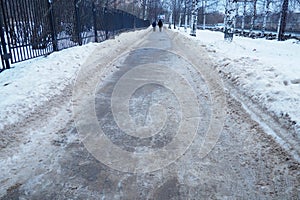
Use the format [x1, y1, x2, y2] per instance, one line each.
[0, 0, 150, 71]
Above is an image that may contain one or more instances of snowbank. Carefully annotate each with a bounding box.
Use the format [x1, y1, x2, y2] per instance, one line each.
[0, 44, 97, 130]
[175, 28, 300, 134]
[0, 29, 149, 133]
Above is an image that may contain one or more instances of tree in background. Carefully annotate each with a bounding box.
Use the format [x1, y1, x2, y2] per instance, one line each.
[277, 0, 289, 40]
[262, 0, 271, 35]
[190, 0, 198, 35]
[249, 0, 257, 34]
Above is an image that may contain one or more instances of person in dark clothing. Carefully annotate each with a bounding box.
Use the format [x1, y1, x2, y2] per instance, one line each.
[152, 21, 156, 32]
[158, 19, 163, 32]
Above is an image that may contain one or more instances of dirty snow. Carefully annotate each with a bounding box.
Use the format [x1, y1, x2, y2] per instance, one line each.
[0, 43, 98, 131]
[174, 28, 300, 135]
[0, 29, 148, 132]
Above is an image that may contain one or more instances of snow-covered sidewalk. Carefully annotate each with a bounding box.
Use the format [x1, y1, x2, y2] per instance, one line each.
[174, 28, 300, 135]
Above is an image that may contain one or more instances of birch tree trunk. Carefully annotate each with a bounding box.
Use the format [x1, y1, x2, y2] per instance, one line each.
[203, 0, 206, 30]
[250, 0, 257, 34]
[241, 0, 246, 35]
[179, 13, 182, 28]
[190, 0, 198, 36]
[262, 0, 271, 36]
[224, 0, 236, 41]
[234, 1, 238, 30]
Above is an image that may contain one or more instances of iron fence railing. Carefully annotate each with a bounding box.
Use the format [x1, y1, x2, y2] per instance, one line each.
[0, 0, 150, 72]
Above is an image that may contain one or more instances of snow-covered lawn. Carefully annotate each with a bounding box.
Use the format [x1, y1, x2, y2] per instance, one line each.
[174, 28, 300, 134]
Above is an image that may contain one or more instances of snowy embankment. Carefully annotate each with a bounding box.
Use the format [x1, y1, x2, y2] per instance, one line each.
[175, 28, 300, 135]
[0, 44, 97, 130]
[0, 29, 148, 134]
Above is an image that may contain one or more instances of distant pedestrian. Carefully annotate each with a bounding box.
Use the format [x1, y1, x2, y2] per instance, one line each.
[152, 21, 156, 32]
[158, 19, 163, 32]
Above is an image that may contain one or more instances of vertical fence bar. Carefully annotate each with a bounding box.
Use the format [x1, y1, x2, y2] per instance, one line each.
[23, 0, 33, 59]
[10, 0, 22, 62]
[5, 0, 16, 62]
[48, 0, 58, 51]
[74, 0, 82, 46]
[28, 0, 37, 56]
[104, 7, 108, 40]
[20, 0, 31, 60]
[92, 3, 98, 43]
[0, 15, 10, 69]
[0, 0, 10, 69]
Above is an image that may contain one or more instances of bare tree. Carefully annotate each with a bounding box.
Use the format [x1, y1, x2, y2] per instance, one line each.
[233, 0, 239, 29]
[173, 0, 177, 28]
[262, 0, 271, 35]
[250, 0, 257, 34]
[190, 0, 198, 36]
[184, 0, 190, 31]
[224, 0, 237, 41]
[241, 0, 247, 35]
[277, 0, 289, 41]
[202, 0, 207, 29]
[141, 0, 148, 19]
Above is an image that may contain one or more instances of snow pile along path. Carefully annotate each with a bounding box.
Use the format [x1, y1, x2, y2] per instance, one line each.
[0, 28, 150, 147]
[174, 28, 300, 137]
[0, 44, 97, 129]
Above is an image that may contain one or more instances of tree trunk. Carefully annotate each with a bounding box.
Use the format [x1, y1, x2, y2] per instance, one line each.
[203, 0, 206, 30]
[224, 0, 236, 41]
[234, 1, 238, 30]
[173, 0, 177, 29]
[250, 0, 257, 34]
[277, 0, 289, 41]
[185, 14, 188, 31]
[142, 0, 146, 19]
[178, 13, 182, 28]
[241, 0, 246, 35]
[184, 0, 187, 32]
[190, 0, 198, 36]
[262, 0, 271, 36]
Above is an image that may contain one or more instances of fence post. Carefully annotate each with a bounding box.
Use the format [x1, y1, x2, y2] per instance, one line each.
[92, 3, 98, 43]
[74, 0, 82, 45]
[104, 7, 108, 40]
[48, 0, 58, 51]
[0, 8, 10, 69]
